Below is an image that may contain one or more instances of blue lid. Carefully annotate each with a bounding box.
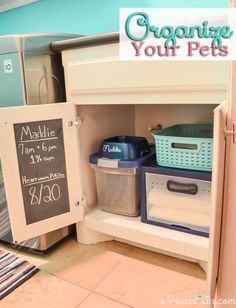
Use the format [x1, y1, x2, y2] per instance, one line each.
[99, 136, 150, 160]
[90, 151, 155, 168]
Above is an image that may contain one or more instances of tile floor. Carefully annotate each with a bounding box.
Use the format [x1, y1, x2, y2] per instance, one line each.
[0, 237, 207, 308]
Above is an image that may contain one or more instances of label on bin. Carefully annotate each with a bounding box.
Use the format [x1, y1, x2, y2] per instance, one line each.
[103, 144, 122, 153]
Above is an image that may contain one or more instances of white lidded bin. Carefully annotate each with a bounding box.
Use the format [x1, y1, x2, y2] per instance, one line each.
[90, 152, 154, 216]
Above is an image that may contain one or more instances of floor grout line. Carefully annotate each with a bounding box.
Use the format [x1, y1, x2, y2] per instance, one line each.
[74, 245, 136, 307]
[40, 258, 134, 308]
[76, 290, 93, 308]
[0, 240, 207, 307]
[93, 291, 134, 308]
[89, 257, 133, 306]
[37, 269, 94, 308]
[39, 268, 91, 291]
[40, 245, 135, 307]
[37, 248, 132, 290]
[91, 254, 129, 291]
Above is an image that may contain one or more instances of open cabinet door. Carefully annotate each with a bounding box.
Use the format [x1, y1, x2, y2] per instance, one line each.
[214, 63, 236, 306]
[0, 103, 84, 243]
[207, 102, 227, 304]
[212, 3, 236, 306]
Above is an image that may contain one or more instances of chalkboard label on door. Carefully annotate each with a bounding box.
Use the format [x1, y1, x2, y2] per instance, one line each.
[14, 119, 70, 225]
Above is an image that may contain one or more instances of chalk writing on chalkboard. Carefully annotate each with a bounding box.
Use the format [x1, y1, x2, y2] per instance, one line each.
[14, 119, 70, 225]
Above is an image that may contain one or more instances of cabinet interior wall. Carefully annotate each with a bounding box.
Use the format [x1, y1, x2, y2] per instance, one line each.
[76, 104, 216, 208]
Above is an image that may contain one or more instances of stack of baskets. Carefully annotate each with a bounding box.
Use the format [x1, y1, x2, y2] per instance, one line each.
[140, 124, 213, 237]
[152, 124, 213, 172]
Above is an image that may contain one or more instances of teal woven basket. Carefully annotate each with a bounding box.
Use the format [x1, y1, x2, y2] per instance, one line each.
[152, 124, 213, 171]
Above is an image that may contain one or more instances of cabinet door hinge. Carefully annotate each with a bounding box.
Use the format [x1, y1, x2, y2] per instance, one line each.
[68, 117, 82, 128]
[76, 195, 87, 206]
[224, 122, 236, 144]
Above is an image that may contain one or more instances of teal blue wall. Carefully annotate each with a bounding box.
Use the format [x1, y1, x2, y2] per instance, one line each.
[0, 0, 229, 36]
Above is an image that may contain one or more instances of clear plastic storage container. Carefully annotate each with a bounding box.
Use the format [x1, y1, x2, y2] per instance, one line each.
[140, 158, 212, 237]
[90, 151, 154, 216]
[92, 165, 139, 216]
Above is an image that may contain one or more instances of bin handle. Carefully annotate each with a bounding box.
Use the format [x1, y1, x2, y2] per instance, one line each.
[169, 139, 202, 153]
[38, 73, 63, 104]
[171, 142, 198, 150]
[167, 180, 198, 195]
[38, 74, 48, 104]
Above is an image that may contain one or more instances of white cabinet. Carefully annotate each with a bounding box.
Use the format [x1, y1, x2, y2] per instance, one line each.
[0, 102, 226, 302]
[62, 42, 227, 105]
[0, 34, 232, 305]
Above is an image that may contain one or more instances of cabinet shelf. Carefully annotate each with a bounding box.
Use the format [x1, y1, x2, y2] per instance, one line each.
[83, 209, 209, 262]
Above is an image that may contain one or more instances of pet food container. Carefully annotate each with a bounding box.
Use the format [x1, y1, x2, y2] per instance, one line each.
[90, 137, 153, 216]
[99, 136, 150, 160]
[140, 158, 212, 237]
[152, 124, 213, 171]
